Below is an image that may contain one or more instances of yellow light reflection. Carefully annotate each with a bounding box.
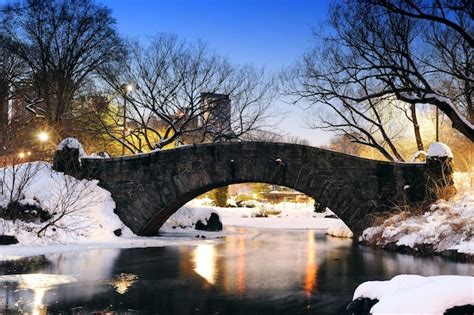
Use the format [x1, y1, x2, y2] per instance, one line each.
[193, 244, 217, 285]
[236, 237, 246, 296]
[0, 273, 77, 315]
[109, 273, 138, 294]
[304, 231, 318, 297]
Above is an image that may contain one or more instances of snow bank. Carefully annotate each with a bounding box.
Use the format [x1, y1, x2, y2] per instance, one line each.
[326, 224, 353, 238]
[353, 275, 474, 314]
[0, 162, 132, 245]
[361, 172, 473, 255]
[427, 142, 453, 158]
[160, 205, 220, 232]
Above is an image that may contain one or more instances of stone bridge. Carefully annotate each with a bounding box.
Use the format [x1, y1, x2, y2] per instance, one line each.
[54, 141, 452, 236]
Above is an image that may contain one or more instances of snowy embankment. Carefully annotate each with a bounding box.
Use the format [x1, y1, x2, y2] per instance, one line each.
[176, 197, 353, 237]
[0, 161, 132, 244]
[350, 275, 474, 314]
[360, 172, 473, 256]
[0, 162, 214, 259]
[360, 142, 473, 257]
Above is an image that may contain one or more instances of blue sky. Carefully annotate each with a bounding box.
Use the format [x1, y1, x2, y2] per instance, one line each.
[102, 0, 335, 145]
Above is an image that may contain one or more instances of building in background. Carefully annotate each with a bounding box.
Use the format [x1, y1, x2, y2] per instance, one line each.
[201, 92, 232, 137]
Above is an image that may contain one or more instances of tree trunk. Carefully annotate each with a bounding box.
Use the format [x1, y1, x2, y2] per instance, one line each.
[410, 104, 424, 151]
[0, 79, 9, 149]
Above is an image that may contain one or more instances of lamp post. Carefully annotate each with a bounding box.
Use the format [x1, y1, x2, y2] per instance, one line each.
[37, 131, 49, 158]
[120, 84, 133, 155]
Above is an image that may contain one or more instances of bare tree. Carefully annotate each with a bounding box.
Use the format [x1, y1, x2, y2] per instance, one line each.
[242, 129, 311, 145]
[284, 0, 473, 161]
[0, 0, 126, 126]
[0, 36, 29, 153]
[36, 172, 100, 238]
[97, 34, 275, 154]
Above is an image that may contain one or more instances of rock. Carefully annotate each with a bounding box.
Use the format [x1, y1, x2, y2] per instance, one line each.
[444, 305, 474, 315]
[0, 235, 19, 245]
[0, 201, 52, 223]
[346, 297, 378, 315]
[195, 212, 223, 231]
[314, 202, 326, 213]
[324, 214, 339, 219]
[53, 138, 85, 177]
[113, 228, 122, 237]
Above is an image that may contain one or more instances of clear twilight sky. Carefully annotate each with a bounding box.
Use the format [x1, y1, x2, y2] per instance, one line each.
[101, 0, 335, 146]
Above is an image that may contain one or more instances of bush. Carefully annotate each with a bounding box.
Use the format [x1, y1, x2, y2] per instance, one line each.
[211, 186, 229, 207]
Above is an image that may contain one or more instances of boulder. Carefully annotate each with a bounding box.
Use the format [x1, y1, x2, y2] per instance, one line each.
[0, 235, 19, 245]
[346, 297, 378, 315]
[0, 201, 52, 223]
[195, 212, 223, 231]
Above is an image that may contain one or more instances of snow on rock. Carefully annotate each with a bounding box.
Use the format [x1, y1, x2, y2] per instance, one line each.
[160, 205, 221, 232]
[0, 162, 133, 245]
[326, 224, 353, 238]
[360, 172, 474, 255]
[426, 142, 453, 158]
[56, 137, 86, 157]
[353, 275, 474, 314]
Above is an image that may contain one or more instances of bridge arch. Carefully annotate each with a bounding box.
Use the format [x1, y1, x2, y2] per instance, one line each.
[59, 142, 434, 237]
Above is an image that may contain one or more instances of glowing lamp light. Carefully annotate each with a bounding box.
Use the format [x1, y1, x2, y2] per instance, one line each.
[121, 83, 133, 93]
[18, 152, 25, 159]
[38, 131, 49, 142]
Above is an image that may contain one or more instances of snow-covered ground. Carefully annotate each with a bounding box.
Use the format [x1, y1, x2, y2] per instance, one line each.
[353, 275, 474, 314]
[361, 172, 474, 255]
[0, 162, 133, 244]
[171, 197, 352, 235]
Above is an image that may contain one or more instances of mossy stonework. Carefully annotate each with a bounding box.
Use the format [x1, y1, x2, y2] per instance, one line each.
[53, 141, 454, 236]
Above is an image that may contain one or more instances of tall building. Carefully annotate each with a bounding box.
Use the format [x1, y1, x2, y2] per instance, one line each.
[201, 92, 232, 136]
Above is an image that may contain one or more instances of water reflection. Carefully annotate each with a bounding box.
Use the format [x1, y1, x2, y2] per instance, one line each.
[304, 230, 318, 296]
[0, 228, 471, 314]
[109, 273, 138, 294]
[237, 236, 246, 296]
[0, 274, 77, 315]
[192, 244, 217, 284]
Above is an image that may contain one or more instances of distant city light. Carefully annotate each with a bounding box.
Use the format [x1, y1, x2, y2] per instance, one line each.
[38, 131, 49, 142]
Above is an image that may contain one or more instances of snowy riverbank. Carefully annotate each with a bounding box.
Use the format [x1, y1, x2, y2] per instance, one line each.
[349, 275, 474, 314]
[176, 197, 353, 233]
[360, 172, 474, 258]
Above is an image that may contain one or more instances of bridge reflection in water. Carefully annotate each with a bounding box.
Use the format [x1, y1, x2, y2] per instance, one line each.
[189, 227, 320, 299]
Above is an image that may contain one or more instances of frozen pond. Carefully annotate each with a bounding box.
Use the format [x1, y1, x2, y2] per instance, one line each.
[1, 227, 472, 314]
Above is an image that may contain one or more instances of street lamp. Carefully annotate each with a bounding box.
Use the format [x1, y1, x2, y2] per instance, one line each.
[120, 84, 133, 155]
[38, 131, 49, 143]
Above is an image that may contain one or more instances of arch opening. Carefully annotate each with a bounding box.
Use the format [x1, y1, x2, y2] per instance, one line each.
[151, 182, 352, 237]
